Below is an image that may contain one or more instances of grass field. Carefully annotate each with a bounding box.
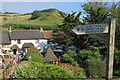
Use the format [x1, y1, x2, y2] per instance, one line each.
[1, 9, 67, 30]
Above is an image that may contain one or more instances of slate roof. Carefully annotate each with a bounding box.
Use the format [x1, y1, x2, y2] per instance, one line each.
[0, 30, 11, 45]
[9, 30, 44, 40]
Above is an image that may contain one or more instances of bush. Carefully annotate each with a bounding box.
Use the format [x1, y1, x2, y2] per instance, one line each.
[14, 61, 42, 78]
[60, 64, 86, 78]
[31, 11, 42, 20]
[3, 23, 56, 30]
[78, 46, 102, 62]
[14, 61, 86, 78]
[84, 59, 106, 78]
[62, 50, 78, 66]
[114, 48, 120, 77]
[25, 47, 45, 63]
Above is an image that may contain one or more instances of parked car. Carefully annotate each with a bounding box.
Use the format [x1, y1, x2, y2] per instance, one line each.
[67, 46, 77, 51]
[52, 46, 64, 53]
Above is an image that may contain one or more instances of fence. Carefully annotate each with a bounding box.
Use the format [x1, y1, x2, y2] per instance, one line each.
[1, 64, 14, 80]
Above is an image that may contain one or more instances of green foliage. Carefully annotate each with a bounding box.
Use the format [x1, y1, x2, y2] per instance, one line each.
[115, 3, 120, 49]
[25, 47, 45, 63]
[3, 17, 8, 21]
[54, 12, 84, 47]
[114, 48, 120, 77]
[3, 23, 56, 30]
[62, 50, 77, 66]
[4, 12, 19, 14]
[14, 61, 42, 78]
[14, 61, 86, 78]
[60, 64, 86, 78]
[84, 59, 106, 78]
[82, 2, 109, 24]
[31, 10, 42, 20]
[78, 46, 102, 62]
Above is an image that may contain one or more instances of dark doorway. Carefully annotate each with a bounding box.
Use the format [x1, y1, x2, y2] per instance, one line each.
[13, 49, 17, 55]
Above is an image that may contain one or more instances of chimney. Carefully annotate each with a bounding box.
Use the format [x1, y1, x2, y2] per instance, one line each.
[40, 27, 43, 32]
[8, 26, 12, 32]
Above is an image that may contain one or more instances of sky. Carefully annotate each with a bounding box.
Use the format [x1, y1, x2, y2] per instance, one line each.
[1, 0, 119, 14]
[1, 0, 119, 19]
[1, 0, 119, 2]
[2, 2, 85, 14]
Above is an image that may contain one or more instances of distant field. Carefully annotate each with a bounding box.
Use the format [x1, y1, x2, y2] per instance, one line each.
[1, 9, 66, 30]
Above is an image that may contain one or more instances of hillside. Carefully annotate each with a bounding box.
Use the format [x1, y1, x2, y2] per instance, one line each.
[1, 9, 68, 30]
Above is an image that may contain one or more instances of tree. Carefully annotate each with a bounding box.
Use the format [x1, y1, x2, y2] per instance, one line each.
[114, 48, 120, 77]
[3, 17, 7, 21]
[54, 12, 91, 49]
[82, 2, 109, 24]
[84, 59, 106, 78]
[78, 46, 102, 63]
[113, 2, 120, 49]
[62, 50, 77, 66]
[25, 47, 45, 63]
[31, 10, 42, 20]
[57, 12, 82, 45]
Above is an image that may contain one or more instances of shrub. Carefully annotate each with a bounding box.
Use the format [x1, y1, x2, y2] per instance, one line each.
[31, 11, 42, 20]
[25, 47, 45, 63]
[78, 46, 102, 62]
[3, 23, 56, 30]
[14, 61, 42, 78]
[14, 61, 86, 78]
[84, 59, 106, 78]
[62, 50, 78, 66]
[114, 48, 120, 77]
[60, 64, 86, 78]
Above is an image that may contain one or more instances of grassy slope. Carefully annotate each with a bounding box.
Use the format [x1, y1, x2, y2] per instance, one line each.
[1, 9, 67, 30]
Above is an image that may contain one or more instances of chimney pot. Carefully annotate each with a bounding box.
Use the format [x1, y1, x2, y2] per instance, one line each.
[8, 26, 12, 32]
[40, 27, 43, 32]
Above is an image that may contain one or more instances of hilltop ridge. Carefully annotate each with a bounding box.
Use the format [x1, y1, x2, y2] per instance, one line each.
[1, 8, 68, 30]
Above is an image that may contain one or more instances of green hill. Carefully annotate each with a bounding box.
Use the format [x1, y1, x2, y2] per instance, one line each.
[1, 9, 68, 30]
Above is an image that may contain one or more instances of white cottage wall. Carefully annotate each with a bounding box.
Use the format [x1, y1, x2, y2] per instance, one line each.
[11, 39, 47, 49]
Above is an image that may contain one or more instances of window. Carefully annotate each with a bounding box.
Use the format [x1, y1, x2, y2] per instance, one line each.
[17, 40, 21, 44]
[77, 28, 80, 31]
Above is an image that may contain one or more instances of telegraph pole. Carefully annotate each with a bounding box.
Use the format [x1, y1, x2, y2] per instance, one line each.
[106, 17, 116, 80]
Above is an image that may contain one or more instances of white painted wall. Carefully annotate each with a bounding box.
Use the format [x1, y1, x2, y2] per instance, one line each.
[1, 39, 48, 54]
[11, 39, 48, 49]
[11, 39, 38, 48]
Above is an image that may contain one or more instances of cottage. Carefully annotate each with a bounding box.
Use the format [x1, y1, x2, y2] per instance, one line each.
[0, 27, 57, 54]
[0, 26, 45, 54]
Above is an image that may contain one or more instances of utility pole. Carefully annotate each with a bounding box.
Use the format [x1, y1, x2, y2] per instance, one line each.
[106, 17, 116, 80]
